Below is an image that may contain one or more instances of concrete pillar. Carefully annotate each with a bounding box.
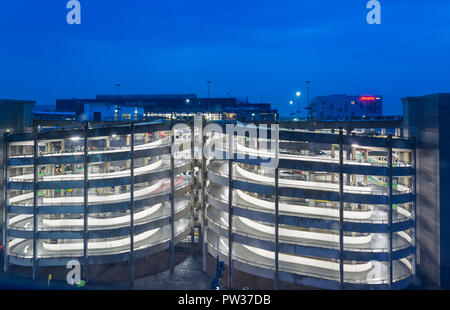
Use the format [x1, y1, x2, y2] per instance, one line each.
[274, 167, 279, 290]
[126, 156, 131, 192]
[129, 123, 135, 288]
[61, 140, 66, 197]
[190, 122, 196, 255]
[144, 133, 149, 166]
[387, 135, 393, 289]
[331, 144, 337, 184]
[351, 147, 356, 186]
[50, 158, 55, 198]
[3, 132, 10, 272]
[345, 146, 350, 186]
[228, 158, 234, 289]
[401, 151, 412, 187]
[339, 128, 344, 289]
[170, 123, 175, 273]
[32, 127, 39, 280]
[106, 137, 110, 149]
[363, 150, 369, 186]
[83, 123, 89, 283]
[105, 137, 111, 176]
[412, 138, 417, 277]
[201, 119, 208, 273]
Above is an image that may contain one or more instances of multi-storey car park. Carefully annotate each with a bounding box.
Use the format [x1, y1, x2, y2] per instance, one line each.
[2, 120, 416, 290]
[2, 121, 194, 282]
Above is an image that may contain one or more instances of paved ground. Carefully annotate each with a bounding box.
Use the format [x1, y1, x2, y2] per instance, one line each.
[0, 248, 212, 290]
[0, 248, 439, 290]
[134, 255, 210, 290]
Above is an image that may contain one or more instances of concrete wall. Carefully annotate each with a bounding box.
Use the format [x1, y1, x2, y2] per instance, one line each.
[0, 99, 35, 252]
[403, 93, 450, 288]
[438, 94, 450, 287]
[0, 134, 3, 242]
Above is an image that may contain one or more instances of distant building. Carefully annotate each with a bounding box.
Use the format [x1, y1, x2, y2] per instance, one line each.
[55, 97, 145, 122]
[56, 94, 277, 122]
[0, 99, 35, 133]
[310, 95, 383, 121]
[33, 110, 76, 122]
[84, 102, 145, 122]
[402, 93, 450, 289]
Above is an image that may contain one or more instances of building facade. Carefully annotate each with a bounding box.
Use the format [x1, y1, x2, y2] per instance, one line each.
[55, 95, 277, 122]
[2, 119, 416, 289]
[402, 93, 450, 289]
[2, 121, 193, 282]
[310, 95, 383, 121]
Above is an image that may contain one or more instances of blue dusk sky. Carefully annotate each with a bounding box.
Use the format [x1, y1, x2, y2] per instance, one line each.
[0, 0, 449, 116]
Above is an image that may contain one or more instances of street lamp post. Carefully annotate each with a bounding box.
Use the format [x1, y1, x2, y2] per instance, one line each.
[116, 84, 121, 97]
[306, 81, 311, 120]
[116, 84, 121, 122]
[289, 100, 294, 121]
[206, 81, 212, 113]
[296, 91, 301, 120]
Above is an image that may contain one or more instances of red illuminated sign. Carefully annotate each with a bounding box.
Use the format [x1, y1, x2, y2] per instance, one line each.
[359, 96, 376, 101]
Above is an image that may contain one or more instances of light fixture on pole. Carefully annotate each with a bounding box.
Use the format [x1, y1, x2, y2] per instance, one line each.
[305, 81, 311, 120]
[116, 84, 121, 97]
[289, 100, 294, 120]
[296, 91, 301, 120]
[206, 81, 212, 112]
